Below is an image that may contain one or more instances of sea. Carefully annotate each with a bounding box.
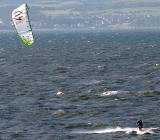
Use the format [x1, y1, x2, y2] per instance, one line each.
[0, 29, 159, 140]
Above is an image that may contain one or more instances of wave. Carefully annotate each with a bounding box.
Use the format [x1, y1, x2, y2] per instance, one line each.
[56, 91, 64, 96]
[77, 80, 101, 86]
[73, 126, 158, 135]
[0, 48, 4, 53]
[54, 109, 66, 115]
[100, 91, 130, 96]
[100, 91, 119, 96]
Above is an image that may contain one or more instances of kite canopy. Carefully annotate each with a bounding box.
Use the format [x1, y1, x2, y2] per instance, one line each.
[12, 4, 34, 46]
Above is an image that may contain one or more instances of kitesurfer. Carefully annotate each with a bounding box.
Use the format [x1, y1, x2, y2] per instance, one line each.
[136, 119, 143, 131]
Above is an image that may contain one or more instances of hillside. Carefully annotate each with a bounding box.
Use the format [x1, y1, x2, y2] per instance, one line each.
[1, 0, 160, 30]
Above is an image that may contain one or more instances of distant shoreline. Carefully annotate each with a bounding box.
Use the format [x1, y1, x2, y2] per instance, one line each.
[2, 27, 160, 33]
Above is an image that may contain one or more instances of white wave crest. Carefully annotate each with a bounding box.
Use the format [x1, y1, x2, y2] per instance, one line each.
[56, 91, 64, 96]
[74, 126, 157, 135]
[54, 109, 66, 115]
[100, 91, 119, 96]
[0, 48, 4, 53]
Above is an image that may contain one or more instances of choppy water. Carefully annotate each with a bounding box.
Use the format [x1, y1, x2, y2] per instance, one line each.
[0, 30, 160, 140]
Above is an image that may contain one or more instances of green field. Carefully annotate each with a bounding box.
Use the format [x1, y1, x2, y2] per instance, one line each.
[31, 1, 83, 8]
[40, 7, 160, 17]
[2, 0, 160, 17]
[87, 7, 160, 16]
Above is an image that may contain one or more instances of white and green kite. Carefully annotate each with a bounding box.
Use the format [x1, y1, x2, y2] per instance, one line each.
[12, 4, 34, 46]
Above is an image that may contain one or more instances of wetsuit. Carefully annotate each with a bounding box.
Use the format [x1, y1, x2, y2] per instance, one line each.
[137, 119, 143, 130]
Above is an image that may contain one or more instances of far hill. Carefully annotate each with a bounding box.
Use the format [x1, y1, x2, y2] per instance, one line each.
[1, 0, 160, 30]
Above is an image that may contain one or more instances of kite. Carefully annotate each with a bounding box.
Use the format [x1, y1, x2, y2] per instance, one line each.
[12, 4, 34, 46]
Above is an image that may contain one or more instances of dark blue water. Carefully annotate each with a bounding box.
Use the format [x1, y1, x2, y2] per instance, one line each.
[0, 30, 160, 140]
